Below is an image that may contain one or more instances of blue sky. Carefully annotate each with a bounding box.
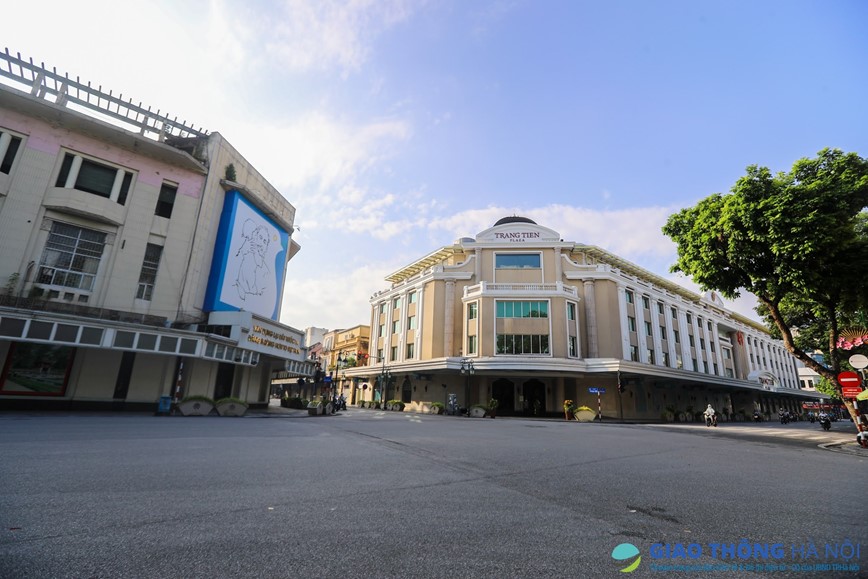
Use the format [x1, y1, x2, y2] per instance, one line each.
[5, 0, 867, 331]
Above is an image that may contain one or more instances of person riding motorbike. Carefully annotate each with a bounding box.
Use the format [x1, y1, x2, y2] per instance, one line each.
[703, 404, 718, 427]
[818, 411, 831, 431]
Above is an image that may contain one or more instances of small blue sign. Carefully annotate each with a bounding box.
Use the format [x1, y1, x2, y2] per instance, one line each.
[588, 387, 606, 393]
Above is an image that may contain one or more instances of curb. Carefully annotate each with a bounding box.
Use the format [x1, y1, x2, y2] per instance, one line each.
[818, 441, 868, 456]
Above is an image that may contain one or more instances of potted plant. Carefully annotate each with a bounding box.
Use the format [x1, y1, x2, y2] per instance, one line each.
[574, 405, 596, 422]
[563, 399, 576, 420]
[488, 398, 499, 418]
[215, 397, 248, 417]
[431, 402, 445, 415]
[178, 395, 215, 416]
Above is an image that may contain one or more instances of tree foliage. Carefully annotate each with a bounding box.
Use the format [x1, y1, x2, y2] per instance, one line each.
[663, 149, 868, 390]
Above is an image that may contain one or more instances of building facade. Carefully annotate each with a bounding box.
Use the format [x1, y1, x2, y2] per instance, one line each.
[344, 216, 822, 420]
[0, 53, 309, 410]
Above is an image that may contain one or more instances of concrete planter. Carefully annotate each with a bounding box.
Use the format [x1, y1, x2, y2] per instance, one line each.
[307, 402, 323, 416]
[215, 401, 248, 417]
[470, 407, 487, 418]
[178, 399, 214, 416]
[574, 409, 596, 422]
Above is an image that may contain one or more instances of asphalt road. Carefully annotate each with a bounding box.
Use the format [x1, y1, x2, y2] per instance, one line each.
[0, 409, 865, 579]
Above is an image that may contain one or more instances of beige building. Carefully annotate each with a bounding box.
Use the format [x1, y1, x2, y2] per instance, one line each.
[344, 216, 822, 420]
[0, 53, 309, 410]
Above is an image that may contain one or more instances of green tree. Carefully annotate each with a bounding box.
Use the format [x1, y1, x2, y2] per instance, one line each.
[663, 149, 868, 425]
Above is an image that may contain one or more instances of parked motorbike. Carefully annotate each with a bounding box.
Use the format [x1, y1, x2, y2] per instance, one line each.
[819, 415, 831, 431]
[705, 414, 718, 427]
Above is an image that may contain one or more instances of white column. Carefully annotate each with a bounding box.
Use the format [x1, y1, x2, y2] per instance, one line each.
[617, 286, 630, 360]
[415, 286, 424, 359]
[0, 132, 11, 164]
[109, 169, 125, 202]
[583, 280, 598, 358]
[444, 280, 455, 356]
[64, 155, 82, 188]
[635, 295, 649, 363]
[664, 303, 677, 368]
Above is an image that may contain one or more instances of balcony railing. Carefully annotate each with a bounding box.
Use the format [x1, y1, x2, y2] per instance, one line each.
[0, 294, 169, 328]
[464, 282, 578, 299]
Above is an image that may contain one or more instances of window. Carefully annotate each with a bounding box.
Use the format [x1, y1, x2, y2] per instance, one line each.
[663, 352, 670, 367]
[377, 348, 384, 362]
[378, 323, 385, 338]
[495, 253, 540, 268]
[37, 222, 107, 292]
[700, 338, 706, 349]
[644, 321, 652, 336]
[468, 303, 478, 320]
[703, 361, 709, 373]
[468, 335, 478, 355]
[686, 313, 692, 324]
[390, 346, 398, 361]
[496, 300, 548, 318]
[380, 303, 387, 314]
[671, 307, 677, 319]
[155, 182, 177, 219]
[393, 297, 401, 310]
[136, 243, 163, 300]
[710, 343, 716, 353]
[391, 320, 400, 334]
[407, 315, 416, 330]
[642, 296, 650, 310]
[660, 326, 667, 340]
[628, 316, 636, 332]
[674, 330, 680, 343]
[689, 335, 695, 347]
[725, 368, 734, 378]
[657, 302, 664, 315]
[495, 334, 549, 355]
[567, 302, 576, 321]
[55, 153, 132, 204]
[625, 290, 634, 304]
[0, 131, 22, 174]
[708, 321, 712, 331]
[569, 336, 577, 357]
[724, 349, 731, 359]
[630, 345, 638, 362]
[406, 343, 415, 358]
[647, 349, 655, 364]
[408, 291, 417, 304]
[713, 363, 718, 375]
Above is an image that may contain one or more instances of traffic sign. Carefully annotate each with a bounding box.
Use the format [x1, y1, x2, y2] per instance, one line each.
[849, 354, 868, 370]
[837, 371, 861, 387]
[842, 385, 863, 399]
[588, 387, 606, 394]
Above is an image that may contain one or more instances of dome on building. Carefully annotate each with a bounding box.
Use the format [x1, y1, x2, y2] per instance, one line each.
[493, 215, 537, 226]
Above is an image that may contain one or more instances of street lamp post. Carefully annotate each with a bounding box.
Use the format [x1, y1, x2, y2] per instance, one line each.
[460, 358, 475, 411]
[378, 357, 391, 409]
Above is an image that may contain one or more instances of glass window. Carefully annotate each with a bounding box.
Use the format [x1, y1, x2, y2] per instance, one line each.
[378, 323, 385, 338]
[55, 153, 132, 204]
[495, 300, 548, 318]
[38, 222, 107, 292]
[468, 303, 478, 320]
[155, 182, 177, 219]
[136, 243, 162, 301]
[657, 302, 664, 314]
[642, 296, 650, 310]
[630, 345, 638, 361]
[671, 307, 677, 319]
[625, 290, 634, 304]
[408, 291, 417, 304]
[663, 352, 670, 367]
[468, 335, 477, 355]
[647, 349, 655, 364]
[686, 313, 692, 324]
[567, 302, 576, 321]
[644, 321, 652, 336]
[674, 330, 680, 343]
[391, 320, 400, 334]
[569, 336, 577, 357]
[628, 316, 636, 332]
[406, 343, 415, 358]
[393, 297, 401, 310]
[390, 346, 397, 361]
[689, 335, 695, 347]
[495, 253, 540, 268]
[495, 334, 549, 355]
[660, 326, 667, 340]
[407, 316, 416, 330]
